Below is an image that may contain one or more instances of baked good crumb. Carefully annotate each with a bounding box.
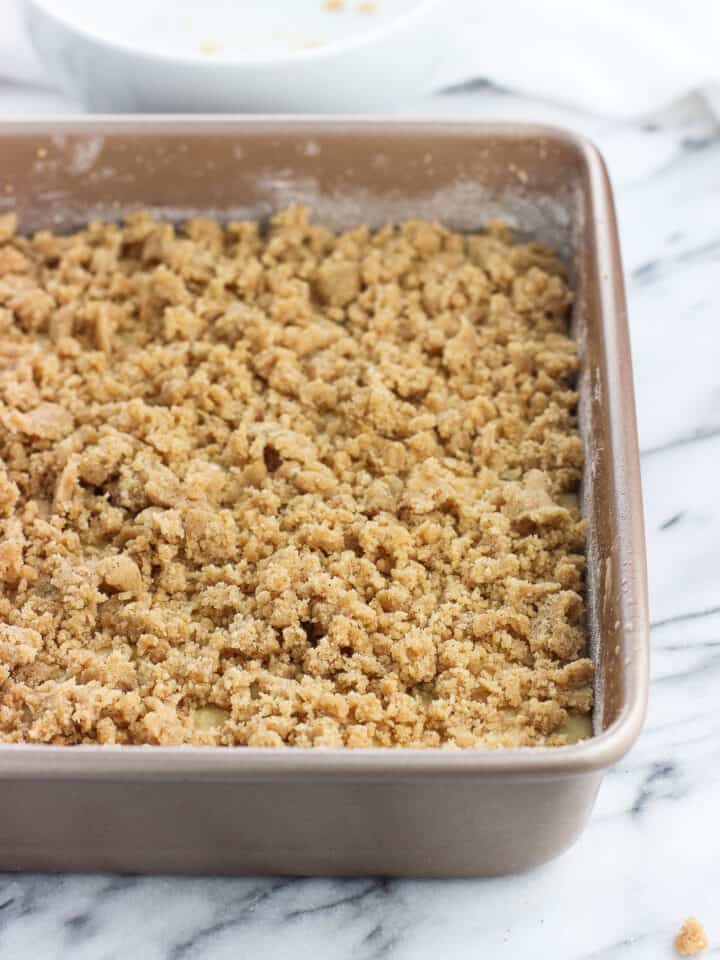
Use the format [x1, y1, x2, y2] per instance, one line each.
[324, 0, 344, 10]
[356, 2, 376, 13]
[675, 918, 708, 956]
[0, 207, 591, 747]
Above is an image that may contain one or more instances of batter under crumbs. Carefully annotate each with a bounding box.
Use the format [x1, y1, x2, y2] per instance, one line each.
[0, 207, 592, 748]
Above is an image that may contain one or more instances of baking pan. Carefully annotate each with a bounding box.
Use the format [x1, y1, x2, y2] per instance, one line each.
[0, 118, 648, 876]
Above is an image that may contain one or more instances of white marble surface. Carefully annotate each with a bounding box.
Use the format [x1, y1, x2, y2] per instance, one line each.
[1, 38, 719, 960]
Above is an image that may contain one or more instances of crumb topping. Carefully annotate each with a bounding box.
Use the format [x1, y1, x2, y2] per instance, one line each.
[0, 207, 591, 747]
[675, 918, 708, 957]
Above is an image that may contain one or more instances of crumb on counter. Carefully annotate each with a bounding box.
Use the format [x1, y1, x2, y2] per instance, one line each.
[675, 918, 708, 956]
[199, 42, 223, 55]
[324, 0, 344, 10]
[0, 207, 591, 748]
[357, 2, 377, 12]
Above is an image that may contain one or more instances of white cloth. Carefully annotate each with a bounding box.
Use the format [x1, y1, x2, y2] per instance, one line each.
[437, 0, 720, 117]
[0, 0, 46, 86]
[2, 0, 719, 117]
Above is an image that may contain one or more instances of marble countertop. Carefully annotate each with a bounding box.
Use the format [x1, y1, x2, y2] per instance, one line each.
[0, 58, 719, 960]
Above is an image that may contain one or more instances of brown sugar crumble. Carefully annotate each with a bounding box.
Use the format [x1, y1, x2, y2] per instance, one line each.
[0, 206, 592, 747]
[675, 918, 708, 956]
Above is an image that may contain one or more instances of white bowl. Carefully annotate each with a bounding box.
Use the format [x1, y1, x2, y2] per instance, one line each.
[24, 0, 446, 113]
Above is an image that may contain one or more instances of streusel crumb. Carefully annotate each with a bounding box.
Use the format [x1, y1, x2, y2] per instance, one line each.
[0, 207, 592, 747]
[675, 918, 708, 956]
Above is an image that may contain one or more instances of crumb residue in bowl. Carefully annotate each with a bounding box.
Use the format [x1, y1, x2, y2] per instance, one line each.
[0, 207, 591, 747]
